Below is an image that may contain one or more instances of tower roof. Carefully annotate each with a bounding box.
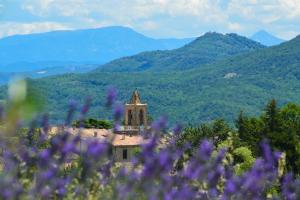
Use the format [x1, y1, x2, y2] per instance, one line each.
[130, 90, 142, 104]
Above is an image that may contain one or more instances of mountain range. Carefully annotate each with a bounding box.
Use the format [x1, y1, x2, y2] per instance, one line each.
[0, 27, 284, 87]
[1, 31, 299, 124]
[251, 30, 285, 46]
[97, 32, 264, 72]
[0, 26, 193, 73]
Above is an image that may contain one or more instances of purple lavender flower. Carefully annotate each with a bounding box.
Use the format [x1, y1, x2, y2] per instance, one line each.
[158, 150, 172, 170]
[41, 186, 51, 198]
[98, 162, 113, 184]
[113, 123, 122, 132]
[65, 100, 77, 125]
[62, 142, 76, 154]
[198, 139, 213, 161]
[113, 103, 123, 122]
[172, 123, 183, 135]
[207, 165, 225, 187]
[39, 149, 51, 164]
[141, 137, 157, 156]
[80, 97, 91, 116]
[261, 139, 273, 164]
[106, 86, 117, 107]
[282, 173, 297, 200]
[183, 163, 203, 180]
[41, 169, 55, 180]
[151, 116, 168, 132]
[87, 140, 108, 158]
[224, 179, 237, 194]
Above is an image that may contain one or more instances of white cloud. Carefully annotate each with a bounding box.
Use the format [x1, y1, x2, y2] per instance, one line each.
[278, 30, 299, 39]
[4, 0, 298, 39]
[21, 0, 226, 21]
[278, 0, 300, 19]
[227, 0, 300, 23]
[228, 22, 243, 32]
[0, 22, 69, 38]
[22, 0, 90, 17]
[140, 21, 160, 31]
[18, 0, 228, 37]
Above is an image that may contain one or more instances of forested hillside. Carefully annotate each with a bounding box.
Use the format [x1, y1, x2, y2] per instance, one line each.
[97, 32, 265, 72]
[0, 34, 299, 124]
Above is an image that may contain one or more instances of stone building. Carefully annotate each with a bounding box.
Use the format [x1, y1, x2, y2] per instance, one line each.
[123, 90, 148, 134]
[50, 90, 149, 163]
[113, 89, 149, 162]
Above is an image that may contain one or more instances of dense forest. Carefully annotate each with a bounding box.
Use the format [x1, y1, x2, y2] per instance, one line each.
[0, 33, 300, 124]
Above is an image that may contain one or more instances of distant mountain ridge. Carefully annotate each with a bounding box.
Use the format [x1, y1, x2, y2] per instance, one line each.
[2, 32, 300, 124]
[97, 32, 265, 72]
[0, 65, 98, 86]
[251, 30, 285, 46]
[0, 26, 193, 72]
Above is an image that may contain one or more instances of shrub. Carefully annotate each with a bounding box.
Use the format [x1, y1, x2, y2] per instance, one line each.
[72, 118, 113, 129]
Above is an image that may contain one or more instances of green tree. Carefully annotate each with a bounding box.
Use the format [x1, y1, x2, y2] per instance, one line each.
[211, 119, 232, 145]
[236, 112, 264, 156]
[263, 99, 280, 134]
[236, 100, 300, 175]
[73, 118, 113, 129]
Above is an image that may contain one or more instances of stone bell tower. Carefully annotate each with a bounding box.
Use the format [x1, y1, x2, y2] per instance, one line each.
[124, 90, 148, 132]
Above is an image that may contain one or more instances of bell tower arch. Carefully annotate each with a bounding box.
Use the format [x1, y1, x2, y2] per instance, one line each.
[124, 90, 148, 132]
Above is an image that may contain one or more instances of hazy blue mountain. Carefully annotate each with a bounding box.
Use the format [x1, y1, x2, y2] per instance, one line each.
[0, 73, 10, 85]
[0, 26, 193, 72]
[0, 61, 94, 72]
[251, 30, 285, 46]
[0, 64, 98, 85]
[97, 32, 265, 72]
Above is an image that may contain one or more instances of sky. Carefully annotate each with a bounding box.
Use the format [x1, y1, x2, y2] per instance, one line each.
[0, 0, 299, 40]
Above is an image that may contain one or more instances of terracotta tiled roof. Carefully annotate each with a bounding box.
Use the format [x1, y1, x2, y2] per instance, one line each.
[49, 127, 147, 147]
[111, 134, 147, 146]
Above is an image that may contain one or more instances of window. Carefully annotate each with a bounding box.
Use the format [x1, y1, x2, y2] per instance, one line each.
[122, 149, 128, 160]
[139, 109, 144, 125]
[128, 110, 133, 125]
[108, 146, 113, 156]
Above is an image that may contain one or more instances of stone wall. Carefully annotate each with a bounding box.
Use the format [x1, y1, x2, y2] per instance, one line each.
[113, 146, 140, 162]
